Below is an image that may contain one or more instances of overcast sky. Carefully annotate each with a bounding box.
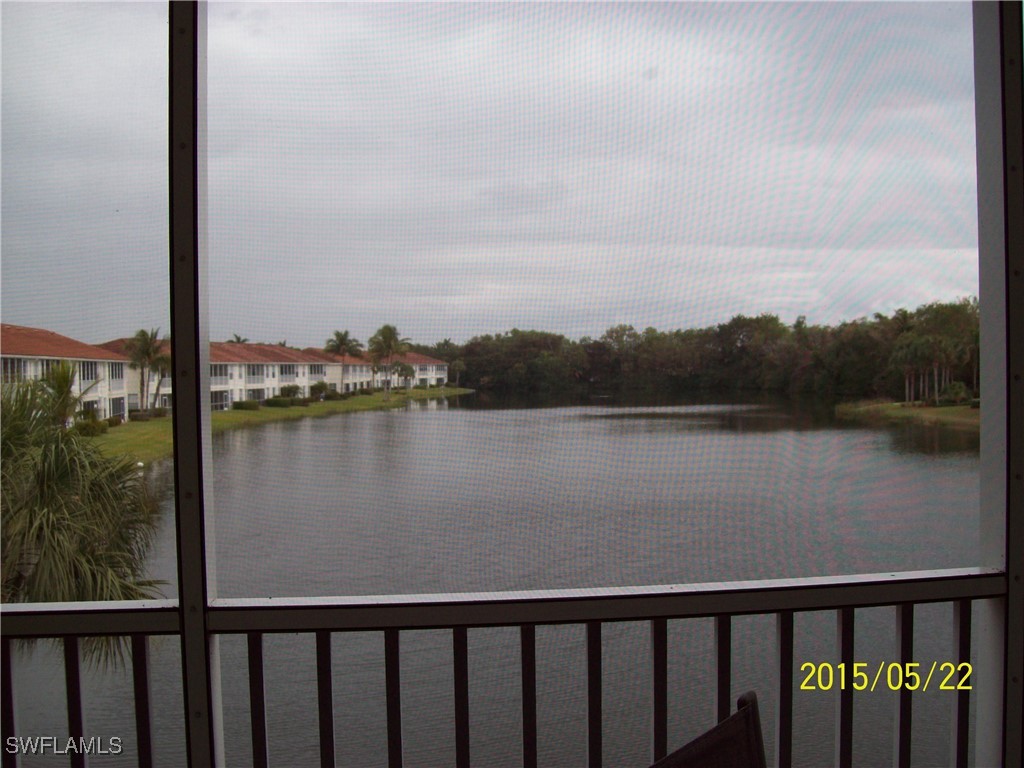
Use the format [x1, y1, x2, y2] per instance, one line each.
[2, 2, 979, 348]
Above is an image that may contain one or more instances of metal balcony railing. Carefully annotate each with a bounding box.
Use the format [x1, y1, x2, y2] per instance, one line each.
[0, 568, 1006, 768]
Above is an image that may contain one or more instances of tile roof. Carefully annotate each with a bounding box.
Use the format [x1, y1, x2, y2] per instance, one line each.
[369, 352, 446, 366]
[302, 348, 368, 365]
[98, 337, 172, 358]
[102, 338, 329, 365]
[302, 350, 446, 366]
[1, 326, 448, 369]
[211, 342, 332, 365]
[1, 324, 127, 362]
[397, 352, 447, 366]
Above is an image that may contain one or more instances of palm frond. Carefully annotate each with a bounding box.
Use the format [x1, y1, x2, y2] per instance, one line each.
[2, 377, 164, 665]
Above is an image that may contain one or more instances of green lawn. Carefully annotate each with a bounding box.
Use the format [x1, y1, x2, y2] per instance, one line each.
[90, 387, 474, 464]
[835, 401, 979, 432]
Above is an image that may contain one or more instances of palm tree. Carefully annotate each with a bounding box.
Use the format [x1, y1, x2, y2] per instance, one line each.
[450, 359, 466, 388]
[228, 333, 248, 343]
[2, 375, 161, 661]
[394, 362, 415, 390]
[368, 325, 410, 401]
[148, 349, 172, 410]
[891, 333, 925, 404]
[41, 361, 92, 426]
[125, 328, 163, 413]
[324, 330, 363, 358]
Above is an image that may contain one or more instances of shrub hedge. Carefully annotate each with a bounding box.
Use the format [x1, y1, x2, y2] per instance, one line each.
[232, 400, 260, 411]
[75, 419, 108, 436]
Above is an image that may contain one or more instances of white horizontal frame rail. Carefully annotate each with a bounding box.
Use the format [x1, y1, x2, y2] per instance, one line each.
[205, 568, 1003, 633]
[0, 569, 1003, 638]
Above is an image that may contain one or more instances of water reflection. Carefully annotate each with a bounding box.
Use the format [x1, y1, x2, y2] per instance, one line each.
[572, 401, 979, 455]
[887, 421, 980, 455]
[578, 404, 804, 435]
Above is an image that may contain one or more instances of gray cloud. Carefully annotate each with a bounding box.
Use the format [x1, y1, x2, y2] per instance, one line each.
[3, 2, 979, 347]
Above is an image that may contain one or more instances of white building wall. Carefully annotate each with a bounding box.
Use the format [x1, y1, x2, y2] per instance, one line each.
[1, 355, 128, 420]
[341, 363, 374, 392]
[324, 363, 344, 393]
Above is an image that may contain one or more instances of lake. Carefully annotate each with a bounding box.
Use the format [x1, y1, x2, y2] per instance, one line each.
[10, 398, 982, 766]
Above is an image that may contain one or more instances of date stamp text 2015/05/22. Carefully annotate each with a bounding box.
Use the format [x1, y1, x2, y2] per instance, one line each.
[799, 661, 972, 692]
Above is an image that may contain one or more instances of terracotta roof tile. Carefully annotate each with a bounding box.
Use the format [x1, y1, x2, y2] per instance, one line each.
[371, 352, 446, 366]
[1, 324, 127, 362]
[98, 338, 172, 358]
[397, 352, 446, 366]
[211, 342, 333, 365]
[1, 326, 448, 369]
[302, 348, 368, 365]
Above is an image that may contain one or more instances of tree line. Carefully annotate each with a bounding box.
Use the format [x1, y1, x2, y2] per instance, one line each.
[411, 297, 980, 403]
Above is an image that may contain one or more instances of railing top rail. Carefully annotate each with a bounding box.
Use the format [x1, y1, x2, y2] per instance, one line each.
[0, 599, 179, 638]
[212, 567, 1003, 607]
[0, 568, 1003, 637]
[206, 567, 1004, 632]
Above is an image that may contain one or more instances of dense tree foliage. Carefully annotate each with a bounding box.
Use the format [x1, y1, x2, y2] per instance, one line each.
[416, 298, 979, 402]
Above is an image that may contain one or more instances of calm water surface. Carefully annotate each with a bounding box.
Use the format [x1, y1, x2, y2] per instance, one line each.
[205, 400, 978, 596]
[12, 399, 982, 766]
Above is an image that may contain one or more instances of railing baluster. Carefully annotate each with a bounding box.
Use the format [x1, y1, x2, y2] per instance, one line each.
[894, 604, 913, 768]
[586, 621, 602, 768]
[835, 608, 854, 768]
[453, 627, 470, 768]
[63, 637, 85, 768]
[650, 618, 667, 762]
[316, 631, 335, 768]
[247, 632, 269, 768]
[520, 625, 537, 768]
[715, 616, 731, 722]
[775, 611, 794, 768]
[951, 600, 971, 768]
[2, 638, 17, 768]
[131, 635, 154, 768]
[385, 629, 403, 768]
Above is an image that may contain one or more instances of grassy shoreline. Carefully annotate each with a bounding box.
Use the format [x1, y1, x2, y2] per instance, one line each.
[91, 387, 475, 464]
[835, 400, 980, 432]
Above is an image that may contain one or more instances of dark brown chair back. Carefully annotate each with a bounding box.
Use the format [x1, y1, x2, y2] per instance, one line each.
[650, 691, 766, 768]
